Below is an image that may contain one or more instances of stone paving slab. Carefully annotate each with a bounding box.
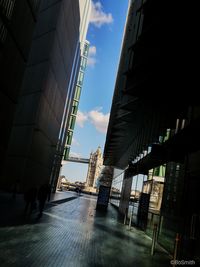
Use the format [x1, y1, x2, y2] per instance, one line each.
[0, 194, 171, 267]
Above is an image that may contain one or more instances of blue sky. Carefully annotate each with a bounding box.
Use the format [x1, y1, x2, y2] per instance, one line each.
[61, 0, 129, 182]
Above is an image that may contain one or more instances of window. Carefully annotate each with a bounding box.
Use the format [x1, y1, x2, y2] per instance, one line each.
[83, 43, 89, 57]
[74, 86, 81, 100]
[77, 71, 84, 86]
[80, 57, 87, 71]
[66, 131, 73, 145]
[69, 115, 76, 130]
[71, 100, 79, 115]
[63, 147, 70, 160]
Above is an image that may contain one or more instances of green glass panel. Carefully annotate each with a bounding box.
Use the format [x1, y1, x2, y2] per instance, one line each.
[75, 86, 81, 100]
[63, 147, 70, 160]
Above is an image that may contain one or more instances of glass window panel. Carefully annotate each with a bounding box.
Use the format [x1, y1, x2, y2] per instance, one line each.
[77, 71, 84, 86]
[63, 147, 70, 160]
[75, 86, 81, 100]
[80, 57, 87, 71]
[69, 115, 76, 130]
[72, 100, 78, 115]
[83, 43, 89, 57]
[66, 131, 73, 145]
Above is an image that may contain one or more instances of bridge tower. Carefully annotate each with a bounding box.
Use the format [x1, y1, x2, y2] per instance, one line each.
[86, 146, 103, 189]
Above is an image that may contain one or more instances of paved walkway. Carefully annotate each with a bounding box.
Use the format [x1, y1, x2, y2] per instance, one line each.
[0, 192, 171, 267]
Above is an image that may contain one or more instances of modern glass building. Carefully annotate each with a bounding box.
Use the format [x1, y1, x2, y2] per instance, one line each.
[50, 0, 91, 189]
[63, 40, 90, 160]
[104, 0, 200, 261]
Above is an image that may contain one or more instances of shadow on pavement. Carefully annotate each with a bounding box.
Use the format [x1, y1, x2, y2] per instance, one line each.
[0, 192, 77, 227]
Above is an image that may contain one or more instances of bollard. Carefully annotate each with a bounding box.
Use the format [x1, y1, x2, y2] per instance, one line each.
[128, 213, 132, 230]
[124, 212, 127, 225]
[151, 224, 158, 256]
[124, 208, 128, 225]
[128, 205, 134, 230]
[172, 233, 180, 267]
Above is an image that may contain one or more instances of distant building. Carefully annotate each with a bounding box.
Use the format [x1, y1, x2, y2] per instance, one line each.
[86, 147, 103, 188]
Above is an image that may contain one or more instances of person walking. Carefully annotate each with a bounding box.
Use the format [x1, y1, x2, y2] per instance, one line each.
[37, 184, 51, 218]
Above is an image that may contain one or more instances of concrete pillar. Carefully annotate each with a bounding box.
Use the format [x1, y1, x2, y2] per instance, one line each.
[119, 169, 132, 215]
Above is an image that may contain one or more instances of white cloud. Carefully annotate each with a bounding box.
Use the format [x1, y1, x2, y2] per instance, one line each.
[72, 138, 80, 146]
[87, 45, 97, 67]
[89, 46, 96, 56]
[90, 1, 114, 28]
[87, 57, 97, 67]
[76, 111, 88, 127]
[88, 109, 110, 134]
[76, 108, 110, 134]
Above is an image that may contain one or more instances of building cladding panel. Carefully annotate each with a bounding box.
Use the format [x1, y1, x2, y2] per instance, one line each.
[1, 0, 81, 190]
[0, 0, 42, 180]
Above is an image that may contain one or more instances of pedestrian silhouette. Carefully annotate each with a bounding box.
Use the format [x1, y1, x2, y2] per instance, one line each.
[78, 186, 81, 195]
[24, 186, 37, 215]
[37, 184, 51, 218]
[75, 186, 81, 195]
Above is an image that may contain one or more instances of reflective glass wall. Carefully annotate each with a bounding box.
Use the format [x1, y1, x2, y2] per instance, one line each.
[110, 169, 124, 207]
[128, 174, 147, 225]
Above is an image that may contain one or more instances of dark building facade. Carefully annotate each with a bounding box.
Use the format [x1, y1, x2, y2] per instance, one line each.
[0, 0, 81, 191]
[0, 0, 42, 183]
[104, 0, 199, 261]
